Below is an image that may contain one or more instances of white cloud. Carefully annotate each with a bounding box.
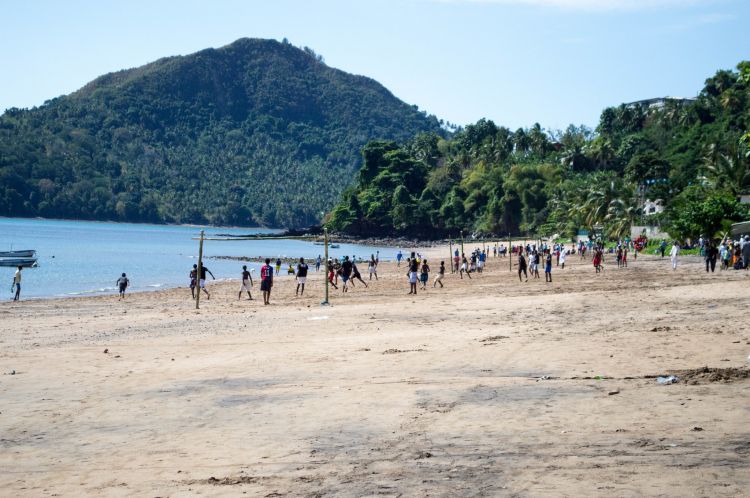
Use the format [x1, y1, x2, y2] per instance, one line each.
[427, 0, 710, 11]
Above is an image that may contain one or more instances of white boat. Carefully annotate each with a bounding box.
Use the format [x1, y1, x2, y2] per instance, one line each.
[0, 249, 36, 258]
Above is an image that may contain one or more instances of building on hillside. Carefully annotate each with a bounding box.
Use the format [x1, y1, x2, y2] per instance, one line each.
[625, 97, 696, 110]
[642, 199, 664, 216]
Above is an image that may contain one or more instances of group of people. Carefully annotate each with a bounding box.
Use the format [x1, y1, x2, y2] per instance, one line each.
[700, 235, 750, 272]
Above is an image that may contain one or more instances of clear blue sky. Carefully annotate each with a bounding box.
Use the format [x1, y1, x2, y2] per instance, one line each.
[1, 0, 748, 131]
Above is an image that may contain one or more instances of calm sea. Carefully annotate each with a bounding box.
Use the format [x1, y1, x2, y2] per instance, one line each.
[0, 218, 394, 300]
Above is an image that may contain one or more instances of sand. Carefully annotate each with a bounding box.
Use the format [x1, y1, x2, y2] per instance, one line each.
[1, 247, 748, 497]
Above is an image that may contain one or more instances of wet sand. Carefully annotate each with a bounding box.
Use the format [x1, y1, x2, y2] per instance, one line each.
[1, 248, 748, 497]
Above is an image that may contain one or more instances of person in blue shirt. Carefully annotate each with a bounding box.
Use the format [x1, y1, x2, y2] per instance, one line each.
[396, 250, 403, 267]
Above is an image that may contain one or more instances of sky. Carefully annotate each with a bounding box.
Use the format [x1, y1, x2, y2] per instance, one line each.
[1, 0, 748, 131]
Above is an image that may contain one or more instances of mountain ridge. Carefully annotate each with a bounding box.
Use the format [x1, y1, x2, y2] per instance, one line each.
[0, 37, 443, 227]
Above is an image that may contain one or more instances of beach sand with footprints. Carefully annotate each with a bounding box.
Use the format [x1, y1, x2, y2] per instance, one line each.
[1, 246, 749, 497]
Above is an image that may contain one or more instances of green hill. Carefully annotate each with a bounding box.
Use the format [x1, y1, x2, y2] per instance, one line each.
[0, 38, 442, 227]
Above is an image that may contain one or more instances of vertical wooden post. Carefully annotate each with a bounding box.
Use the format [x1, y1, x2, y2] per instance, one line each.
[321, 228, 329, 306]
[449, 239, 453, 273]
[195, 229, 204, 310]
[460, 230, 464, 258]
[508, 233, 512, 272]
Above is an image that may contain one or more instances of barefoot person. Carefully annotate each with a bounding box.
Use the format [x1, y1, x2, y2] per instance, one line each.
[341, 256, 353, 293]
[12, 265, 22, 301]
[198, 264, 215, 300]
[407, 254, 419, 294]
[670, 241, 680, 270]
[116, 272, 129, 300]
[518, 251, 528, 282]
[368, 255, 378, 280]
[296, 257, 309, 296]
[260, 258, 274, 305]
[238, 265, 253, 300]
[545, 251, 552, 282]
[351, 261, 368, 288]
[419, 259, 430, 290]
[433, 261, 445, 288]
[189, 264, 198, 299]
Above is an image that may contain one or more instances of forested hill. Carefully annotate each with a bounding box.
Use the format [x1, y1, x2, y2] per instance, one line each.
[0, 38, 442, 227]
[327, 62, 750, 241]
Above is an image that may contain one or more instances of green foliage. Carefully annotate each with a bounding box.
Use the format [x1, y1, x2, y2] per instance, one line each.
[328, 61, 750, 239]
[666, 186, 748, 239]
[0, 38, 442, 227]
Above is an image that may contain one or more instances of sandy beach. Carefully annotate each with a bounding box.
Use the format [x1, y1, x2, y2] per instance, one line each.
[1, 246, 748, 497]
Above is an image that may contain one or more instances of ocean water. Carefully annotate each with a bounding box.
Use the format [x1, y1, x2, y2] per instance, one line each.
[0, 218, 394, 300]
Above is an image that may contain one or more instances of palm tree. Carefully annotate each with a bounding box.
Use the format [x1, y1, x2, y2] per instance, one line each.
[703, 143, 750, 195]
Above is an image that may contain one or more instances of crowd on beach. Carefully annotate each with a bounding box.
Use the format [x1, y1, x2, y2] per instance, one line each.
[8, 234, 750, 302]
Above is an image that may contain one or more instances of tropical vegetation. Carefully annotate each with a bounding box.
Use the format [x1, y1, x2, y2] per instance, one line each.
[327, 61, 750, 241]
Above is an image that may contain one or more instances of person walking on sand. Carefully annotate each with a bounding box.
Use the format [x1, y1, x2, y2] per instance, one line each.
[660, 240, 667, 258]
[12, 265, 22, 301]
[670, 241, 680, 270]
[593, 248, 603, 273]
[316, 255, 321, 272]
[198, 264, 215, 300]
[460, 254, 472, 279]
[518, 251, 528, 282]
[560, 249, 567, 270]
[116, 272, 129, 300]
[341, 256, 353, 293]
[296, 257, 309, 296]
[351, 261, 368, 288]
[368, 255, 378, 280]
[545, 251, 552, 282]
[407, 254, 419, 294]
[419, 259, 430, 290]
[189, 264, 198, 299]
[275, 258, 282, 276]
[434, 261, 445, 288]
[396, 250, 403, 267]
[239, 265, 253, 300]
[260, 258, 274, 304]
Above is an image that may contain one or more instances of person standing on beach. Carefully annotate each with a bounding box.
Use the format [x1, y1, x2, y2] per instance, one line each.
[189, 264, 198, 298]
[12, 265, 22, 301]
[116, 273, 129, 300]
[239, 265, 253, 300]
[296, 257, 308, 296]
[316, 255, 321, 272]
[407, 254, 419, 294]
[453, 250, 460, 274]
[518, 251, 528, 282]
[419, 259, 430, 290]
[396, 250, 403, 267]
[368, 255, 378, 280]
[560, 249, 567, 270]
[199, 264, 215, 300]
[460, 254, 472, 279]
[705, 241, 718, 273]
[434, 261, 445, 288]
[327, 259, 338, 290]
[260, 258, 273, 304]
[670, 241, 680, 270]
[742, 235, 750, 269]
[341, 256, 353, 293]
[275, 258, 282, 276]
[660, 240, 667, 258]
[545, 251, 552, 282]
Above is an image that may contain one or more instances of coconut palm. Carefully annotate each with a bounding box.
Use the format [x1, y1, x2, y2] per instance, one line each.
[703, 143, 750, 195]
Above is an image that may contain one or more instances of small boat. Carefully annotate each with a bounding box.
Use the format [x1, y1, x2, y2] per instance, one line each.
[329, 244, 340, 249]
[0, 249, 36, 258]
[0, 257, 38, 268]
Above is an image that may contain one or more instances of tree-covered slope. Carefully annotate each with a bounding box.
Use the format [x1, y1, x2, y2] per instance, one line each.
[328, 62, 750, 240]
[0, 38, 442, 227]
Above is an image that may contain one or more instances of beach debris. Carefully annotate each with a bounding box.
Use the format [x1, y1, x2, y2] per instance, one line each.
[480, 335, 509, 343]
[415, 450, 433, 459]
[539, 375, 552, 380]
[308, 316, 329, 321]
[8, 370, 16, 375]
[114, 355, 121, 358]
[103, 348, 109, 354]
[382, 348, 425, 354]
[608, 389, 620, 395]
[692, 426, 704, 431]
[671, 366, 749, 384]
[657, 375, 679, 384]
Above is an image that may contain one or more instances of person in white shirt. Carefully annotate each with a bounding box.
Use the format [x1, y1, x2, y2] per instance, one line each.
[12, 266, 22, 301]
[670, 241, 680, 270]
